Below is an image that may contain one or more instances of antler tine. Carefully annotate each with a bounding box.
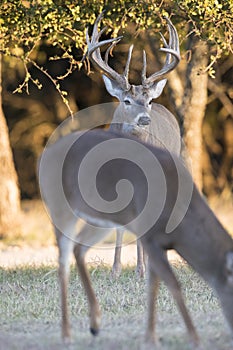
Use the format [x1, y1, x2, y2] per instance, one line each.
[104, 38, 122, 64]
[142, 16, 180, 87]
[160, 17, 179, 59]
[86, 12, 130, 90]
[159, 32, 171, 66]
[88, 36, 123, 56]
[92, 11, 105, 40]
[141, 50, 147, 84]
[97, 26, 108, 41]
[123, 44, 134, 79]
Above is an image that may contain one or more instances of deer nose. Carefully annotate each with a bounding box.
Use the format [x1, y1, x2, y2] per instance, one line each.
[137, 115, 151, 126]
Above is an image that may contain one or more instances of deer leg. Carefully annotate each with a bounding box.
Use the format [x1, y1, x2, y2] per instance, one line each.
[136, 239, 145, 278]
[143, 239, 199, 346]
[145, 265, 160, 345]
[73, 243, 101, 336]
[72, 224, 111, 335]
[56, 230, 74, 342]
[112, 228, 124, 277]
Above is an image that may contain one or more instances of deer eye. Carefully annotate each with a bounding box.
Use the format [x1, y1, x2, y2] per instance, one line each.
[124, 99, 131, 105]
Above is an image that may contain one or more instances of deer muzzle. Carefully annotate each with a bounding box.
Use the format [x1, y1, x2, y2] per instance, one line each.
[137, 114, 151, 126]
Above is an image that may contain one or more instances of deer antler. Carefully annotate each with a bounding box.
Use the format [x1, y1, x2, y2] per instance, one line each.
[86, 13, 180, 90]
[86, 12, 132, 90]
[141, 17, 180, 87]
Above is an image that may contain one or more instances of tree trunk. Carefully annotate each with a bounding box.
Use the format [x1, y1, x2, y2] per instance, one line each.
[0, 55, 21, 238]
[182, 37, 208, 191]
[149, 30, 208, 191]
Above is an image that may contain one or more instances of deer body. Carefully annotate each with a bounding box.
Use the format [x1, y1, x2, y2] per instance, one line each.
[110, 101, 181, 151]
[39, 129, 233, 345]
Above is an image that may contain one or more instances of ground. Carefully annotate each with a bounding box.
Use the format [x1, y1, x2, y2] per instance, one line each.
[0, 241, 182, 268]
[0, 199, 232, 349]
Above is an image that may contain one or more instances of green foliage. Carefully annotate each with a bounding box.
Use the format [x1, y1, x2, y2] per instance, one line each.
[0, 1, 167, 112]
[178, 0, 232, 51]
[0, 0, 232, 108]
[176, 0, 233, 75]
[0, 1, 167, 60]
[1, 0, 232, 56]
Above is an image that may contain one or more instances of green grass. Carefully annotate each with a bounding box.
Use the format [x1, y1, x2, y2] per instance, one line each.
[0, 263, 232, 350]
[0, 199, 232, 349]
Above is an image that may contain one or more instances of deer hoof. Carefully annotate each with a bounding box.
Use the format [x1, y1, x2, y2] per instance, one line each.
[90, 327, 99, 336]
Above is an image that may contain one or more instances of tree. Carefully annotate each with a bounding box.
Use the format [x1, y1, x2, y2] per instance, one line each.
[169, 1, 232, 190]
[180, 39, 208, 189]
[0, 55, 21, 237]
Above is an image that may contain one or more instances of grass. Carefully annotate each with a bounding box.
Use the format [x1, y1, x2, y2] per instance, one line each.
[0, 199, 232, 349]
[0, 263, 232, 350]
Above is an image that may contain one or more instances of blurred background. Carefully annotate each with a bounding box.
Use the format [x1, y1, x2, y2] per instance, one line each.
[0, 1, 232, 243]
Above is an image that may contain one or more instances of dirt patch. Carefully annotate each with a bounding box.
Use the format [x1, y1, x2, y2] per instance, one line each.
[0, 244, 182, 268]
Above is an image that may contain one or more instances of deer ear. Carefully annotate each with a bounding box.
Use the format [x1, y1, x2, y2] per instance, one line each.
[149, 79, 167, 99]
[102, 75, 123, 100]
[225, 251, 233, 285]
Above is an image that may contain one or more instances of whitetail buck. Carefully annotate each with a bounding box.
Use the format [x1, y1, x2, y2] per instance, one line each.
[39, 129, 233, 346]
[85, 12, 181, 276]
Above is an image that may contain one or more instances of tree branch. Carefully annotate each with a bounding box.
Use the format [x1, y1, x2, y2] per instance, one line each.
[208, 78, 233, 119]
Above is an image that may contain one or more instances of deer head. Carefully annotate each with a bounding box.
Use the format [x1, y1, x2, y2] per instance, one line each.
[86, 12, 180, 131]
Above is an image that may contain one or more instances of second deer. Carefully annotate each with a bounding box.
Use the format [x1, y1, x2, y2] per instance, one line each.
[85, 12, 181, 276]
